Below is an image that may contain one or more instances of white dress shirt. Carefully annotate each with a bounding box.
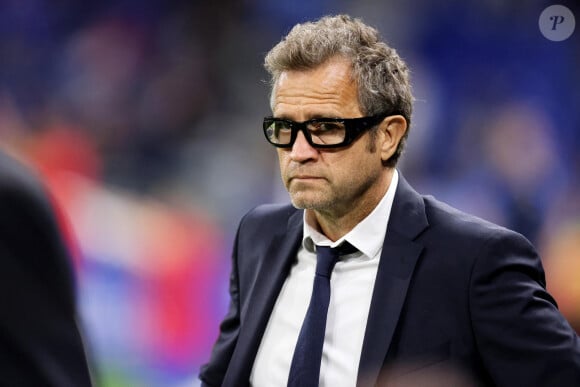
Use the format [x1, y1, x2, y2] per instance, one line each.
[250, 170, 399, 386]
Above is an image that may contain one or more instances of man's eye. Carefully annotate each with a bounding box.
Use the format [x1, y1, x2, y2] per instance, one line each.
[313, 122, 343, 132]
[275, 122, 292, 132]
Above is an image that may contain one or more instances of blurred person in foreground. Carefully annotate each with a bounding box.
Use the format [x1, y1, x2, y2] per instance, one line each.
[0, 149, 93, 386]
[200, 14, 580, 386]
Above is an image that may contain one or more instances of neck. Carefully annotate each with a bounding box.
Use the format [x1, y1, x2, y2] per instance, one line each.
[307, 169, 394, 241]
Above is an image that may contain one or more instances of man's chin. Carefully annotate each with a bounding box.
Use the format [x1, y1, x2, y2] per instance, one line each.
[289, 194, 329, 211]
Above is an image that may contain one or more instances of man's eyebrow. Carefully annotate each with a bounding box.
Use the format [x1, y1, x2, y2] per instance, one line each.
[273, 113, 341, 121]
[308, 114, 330, 120]
[272, 115, 293, 120]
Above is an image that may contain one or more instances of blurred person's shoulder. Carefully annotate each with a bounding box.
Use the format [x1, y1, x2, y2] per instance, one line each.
[0, 148, 53, 213]
[0, 148, 43, 189]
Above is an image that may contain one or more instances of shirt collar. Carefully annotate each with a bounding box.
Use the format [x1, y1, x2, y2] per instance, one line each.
[302, 169, 399, 259]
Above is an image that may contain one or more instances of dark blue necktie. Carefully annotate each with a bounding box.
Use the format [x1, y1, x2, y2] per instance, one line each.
[287, 243, 356, 387]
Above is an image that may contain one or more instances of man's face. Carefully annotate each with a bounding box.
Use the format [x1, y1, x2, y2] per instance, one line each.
[273, 57, 388, 218]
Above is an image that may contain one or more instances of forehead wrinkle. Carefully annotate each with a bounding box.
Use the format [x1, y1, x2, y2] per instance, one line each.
[276, 93, 347, 108]
[274, 89, 358, 117]
[275, 103, 347, 119]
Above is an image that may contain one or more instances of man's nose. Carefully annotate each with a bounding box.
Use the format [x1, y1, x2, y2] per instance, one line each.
[289, 130, 318, 162]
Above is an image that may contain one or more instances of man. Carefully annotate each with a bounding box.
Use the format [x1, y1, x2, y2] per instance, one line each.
[0, 149, 94, 386]
[200, 15, 580, 386]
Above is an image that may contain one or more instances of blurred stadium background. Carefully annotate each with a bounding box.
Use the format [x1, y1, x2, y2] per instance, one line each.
[0, 0, 578, 386]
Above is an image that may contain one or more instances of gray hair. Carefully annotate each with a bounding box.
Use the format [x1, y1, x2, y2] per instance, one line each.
[264, 14, 413, 166]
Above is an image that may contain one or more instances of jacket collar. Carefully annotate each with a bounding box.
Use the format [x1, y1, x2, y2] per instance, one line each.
[357, 172, 428, 386]
[223, 208, 303, 386]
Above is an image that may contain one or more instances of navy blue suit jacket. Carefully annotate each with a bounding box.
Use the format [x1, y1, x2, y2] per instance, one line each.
[200, 173, 580, 386]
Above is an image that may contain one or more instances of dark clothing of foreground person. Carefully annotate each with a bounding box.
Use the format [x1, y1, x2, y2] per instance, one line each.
[0, 150, 93, 386]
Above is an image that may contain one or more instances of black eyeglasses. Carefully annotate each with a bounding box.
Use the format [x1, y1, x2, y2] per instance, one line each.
[263, 113, 394, 149]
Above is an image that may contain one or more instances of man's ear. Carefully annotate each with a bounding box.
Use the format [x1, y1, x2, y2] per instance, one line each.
[379, 115, 407, 162]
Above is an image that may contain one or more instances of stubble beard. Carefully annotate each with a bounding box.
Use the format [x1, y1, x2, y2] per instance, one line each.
[288, 187, 333, 211]
[288, 169, 383, 222]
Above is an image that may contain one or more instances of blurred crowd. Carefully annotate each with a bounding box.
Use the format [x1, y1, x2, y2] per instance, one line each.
[0, 0, 578, 386]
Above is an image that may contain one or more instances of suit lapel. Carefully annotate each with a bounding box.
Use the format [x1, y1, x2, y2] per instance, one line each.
[357, 174, 428, 386]
[224, 209, 303, 386]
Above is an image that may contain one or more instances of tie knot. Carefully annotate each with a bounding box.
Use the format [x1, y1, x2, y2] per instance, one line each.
[315, 242, 357, 277]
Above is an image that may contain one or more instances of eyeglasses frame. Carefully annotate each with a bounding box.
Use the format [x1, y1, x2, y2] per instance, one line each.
[262, 112, 398, 149]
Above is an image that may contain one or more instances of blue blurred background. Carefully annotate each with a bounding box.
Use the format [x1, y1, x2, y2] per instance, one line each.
[0, 0, 578, 385]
